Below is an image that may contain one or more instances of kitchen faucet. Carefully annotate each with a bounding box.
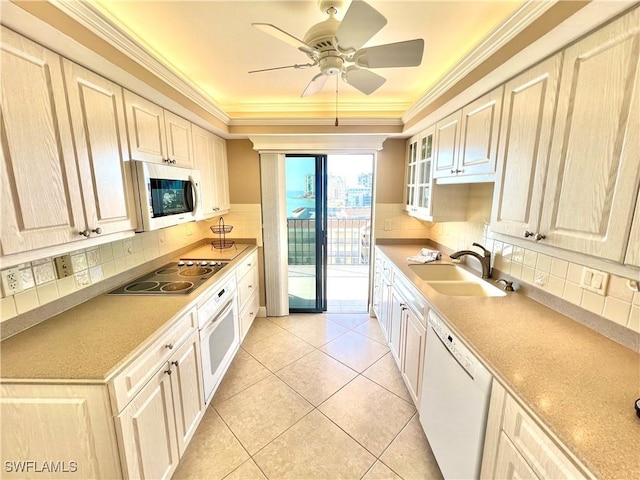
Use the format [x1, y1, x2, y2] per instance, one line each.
[450, 243, 492, 278]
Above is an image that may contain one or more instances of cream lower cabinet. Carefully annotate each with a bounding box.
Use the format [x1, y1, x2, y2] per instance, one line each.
[192, 125, 231, 218]
[0, 383, 122, 479]
[236, 250, 260, 341]
[536, 8, 640, 261]
[388, 287, 405, 365]
[400, 304, 426, 405]
[481, 380, 589, 480]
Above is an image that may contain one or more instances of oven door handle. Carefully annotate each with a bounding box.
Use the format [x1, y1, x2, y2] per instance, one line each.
[202, 299, 234, 334]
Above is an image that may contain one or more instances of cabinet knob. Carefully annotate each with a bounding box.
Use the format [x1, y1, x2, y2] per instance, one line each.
[450, 169, 456, 174]
[171, 360, 179, 367]
[248, 284, 253, 289]
[164, 369, 172, 376]
[79, 229, 90, 238]
[457, 169, 464, 174]
[535, 233, 546, 241]
[524, 231, 534, 238]
[165, 343, 174, 350]
[92, 227, 102, 235]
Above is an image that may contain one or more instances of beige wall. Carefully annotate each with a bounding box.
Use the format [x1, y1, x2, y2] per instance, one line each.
[375, 138, 406, 204]
[227, 139, 261, 204]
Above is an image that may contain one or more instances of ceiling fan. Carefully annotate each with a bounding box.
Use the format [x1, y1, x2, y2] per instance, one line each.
[250, 0, 425, 97]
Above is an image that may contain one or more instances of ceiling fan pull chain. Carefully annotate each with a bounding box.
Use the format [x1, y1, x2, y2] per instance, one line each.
[335, 75, 339, 127]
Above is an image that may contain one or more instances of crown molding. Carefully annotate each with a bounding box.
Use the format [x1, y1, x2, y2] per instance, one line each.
[249, 135, 388, 152]
[230, 117, 403, 127]
[224, 100, 411, 115]
[49, 0, 231, 125]
[402, 0, 556, 124]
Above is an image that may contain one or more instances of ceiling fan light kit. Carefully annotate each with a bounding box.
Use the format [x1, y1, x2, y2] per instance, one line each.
[250, 0, 425, 98]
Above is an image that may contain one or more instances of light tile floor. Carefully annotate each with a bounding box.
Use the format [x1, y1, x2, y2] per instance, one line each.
[173, 313, 443, 480]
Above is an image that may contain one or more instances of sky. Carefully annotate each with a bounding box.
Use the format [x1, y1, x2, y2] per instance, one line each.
[285, 154, 373, 191]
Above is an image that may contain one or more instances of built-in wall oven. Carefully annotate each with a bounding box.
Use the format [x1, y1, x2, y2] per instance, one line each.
[198, 275, 239, 405]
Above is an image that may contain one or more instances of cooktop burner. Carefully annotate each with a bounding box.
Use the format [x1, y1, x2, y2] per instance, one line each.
[109, 260, 228, 295]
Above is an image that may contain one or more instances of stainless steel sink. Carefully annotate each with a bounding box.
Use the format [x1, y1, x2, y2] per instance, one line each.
[407, 263, 506, 297]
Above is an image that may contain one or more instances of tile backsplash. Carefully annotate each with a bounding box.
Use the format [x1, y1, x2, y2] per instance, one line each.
[0, 221, 210, 323]
[427, 184, 640, 334]
[375, 203, 431, 239]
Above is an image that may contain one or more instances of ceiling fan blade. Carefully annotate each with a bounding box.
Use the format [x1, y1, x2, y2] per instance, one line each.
[301, 73, 328, 97]
[335, 1, 387, 52]
[252, 23, 314, 54]
[249, 63, 315, 74]
[343, 69, 386, 95]
[355, 39, 425, 68]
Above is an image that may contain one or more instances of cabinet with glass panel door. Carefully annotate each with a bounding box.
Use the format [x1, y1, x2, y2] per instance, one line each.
[405, 126, 468, 222]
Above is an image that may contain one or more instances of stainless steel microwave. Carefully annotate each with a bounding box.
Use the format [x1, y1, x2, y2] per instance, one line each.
[131, 160, 202, 232]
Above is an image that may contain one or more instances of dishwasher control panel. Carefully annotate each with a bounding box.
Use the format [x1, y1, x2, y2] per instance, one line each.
[427, 311, 478, 379]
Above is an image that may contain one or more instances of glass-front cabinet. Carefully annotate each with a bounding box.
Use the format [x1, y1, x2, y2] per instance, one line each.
[405, 126, 435, 219]
[404, 135, 418, 212]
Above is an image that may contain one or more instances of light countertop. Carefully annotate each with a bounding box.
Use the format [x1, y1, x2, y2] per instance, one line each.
[377, 244, 640, 480]
[0, 244, 258, 382]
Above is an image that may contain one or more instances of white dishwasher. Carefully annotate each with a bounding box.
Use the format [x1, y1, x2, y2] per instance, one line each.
[419, 310, 492, 480]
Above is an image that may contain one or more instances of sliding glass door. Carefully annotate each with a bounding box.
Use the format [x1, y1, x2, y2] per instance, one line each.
[285, 155, 327, 312]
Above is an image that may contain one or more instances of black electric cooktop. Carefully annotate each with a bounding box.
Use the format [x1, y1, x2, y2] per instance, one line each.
[108, 260, 228, 295]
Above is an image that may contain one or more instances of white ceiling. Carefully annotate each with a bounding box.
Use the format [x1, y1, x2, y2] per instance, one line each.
[90, 0, 524, 119]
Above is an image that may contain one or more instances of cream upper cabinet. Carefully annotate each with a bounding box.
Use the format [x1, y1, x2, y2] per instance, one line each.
[491, 55, 562, 239]
[624, 187, 640, 268]
[433, 110, 462, 179]
[62, 59, 137, 238]
[164, 110, 194, 168]
[124, 90, 167, 163]
[457, 86, 503, 178]
[192, 124, 230, 217]
[0, 27, 86, 255]
[538, 8, 640, 261]
[434, 87, 503, 183]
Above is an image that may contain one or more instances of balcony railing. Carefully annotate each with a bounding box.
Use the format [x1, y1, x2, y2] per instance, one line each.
[287, 218, 370, 266]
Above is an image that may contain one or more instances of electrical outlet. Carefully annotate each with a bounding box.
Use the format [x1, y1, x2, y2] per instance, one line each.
[54, 254, 74, 279]
[384, 218, 392, 231]
[1, 267, 23, 295]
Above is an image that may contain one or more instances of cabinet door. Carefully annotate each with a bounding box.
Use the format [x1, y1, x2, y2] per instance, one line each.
[433, 110, 462, 179]
[494, 433, 540, 480]
[404, 135, 419, 211]
[389, 288, 404, 366]
[212, 135, 230, 212]
[624, 186, 640, 267]
[169, 331, 204, 457]
[63, 60, 137, 237]
[379, 275, 392, 341]
[0, 27, 85, 254]
[117, 367, 179, 480]
[192, 124, 217, 217]
[457, 86, 503, 177]
[415, 128, 434, 218]
[539, 9, 640, 261]
[124, 90, 167, 163]
[164, 110, 194, 168]
[491, 55, 562, 238]
[401, 308, 426, 405]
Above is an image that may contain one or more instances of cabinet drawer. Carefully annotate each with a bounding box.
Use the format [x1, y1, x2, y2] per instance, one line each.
[238, 263, 259, 308]
[495, 432, 539, 479]
[239, 289, 260, 342]
[109, 308, 197, 413]
[236, 250, 258, 281]
[502, 394, 587, 479]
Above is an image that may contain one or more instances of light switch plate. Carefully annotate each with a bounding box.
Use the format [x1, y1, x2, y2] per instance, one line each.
[580, 267, 609, 295]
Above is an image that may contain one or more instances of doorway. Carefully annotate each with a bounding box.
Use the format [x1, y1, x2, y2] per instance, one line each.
[286, 154, 373, 313]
